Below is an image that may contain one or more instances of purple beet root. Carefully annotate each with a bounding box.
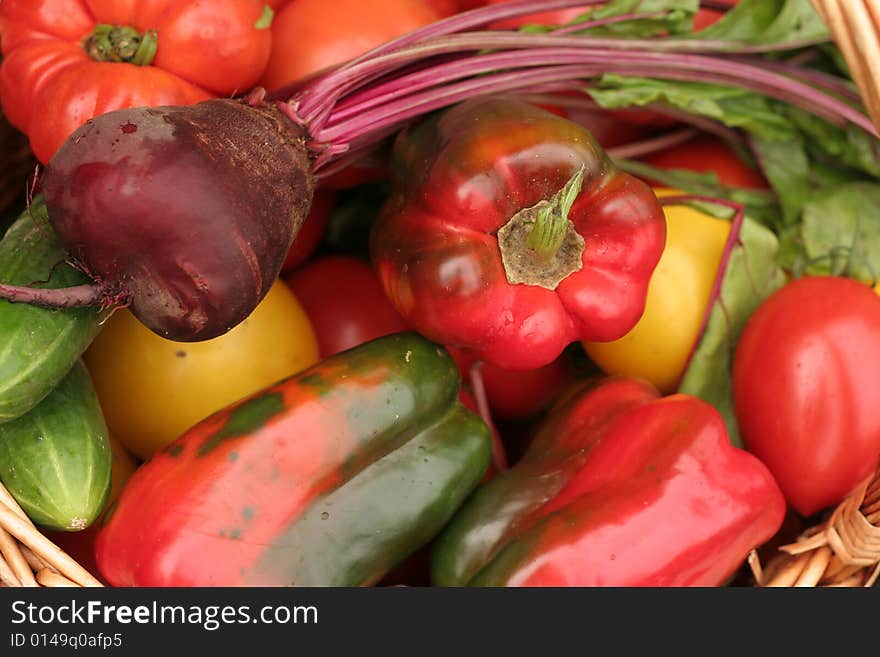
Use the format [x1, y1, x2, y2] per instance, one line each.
[41, 98, 315, 341]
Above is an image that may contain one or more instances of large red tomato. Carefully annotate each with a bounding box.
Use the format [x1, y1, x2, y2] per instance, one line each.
[259, 0, 439, 92]
[448, 347, 572, 421]
[733, 276, 880, 517]
[693, 7, 725, 31]
[640, 134, 769, 188]
[284, 255, 410, 358]
[482, 0, 587, 29]
[562, 108, 652, 148]
[425, 0, 461, 17]
[533, 91, 653, 149]
[280, 190, 335, 274]
[0, 0, 272, 163]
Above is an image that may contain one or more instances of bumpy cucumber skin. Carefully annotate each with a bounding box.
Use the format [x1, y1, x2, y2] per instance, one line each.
[0, 360, 112, 530]
[0, 197, 104, 422]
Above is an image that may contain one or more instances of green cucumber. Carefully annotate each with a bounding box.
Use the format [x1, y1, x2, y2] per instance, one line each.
[0, 360, 111, 530]
[0, 196, 104, 422]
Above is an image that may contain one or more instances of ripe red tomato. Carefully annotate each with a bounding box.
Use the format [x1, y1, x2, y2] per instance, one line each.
[284, 255, 410, 358]
[280, 190, 335, 274]
[532, 91, 653, 149]
[733, 276, 880, 517]
[448, 347, 572, 421]
[483, 0, 587, 29]
[425, 0, 461, 17]
[694, 0, 741, 30]
[259, 0, 439, 92]
[0, 0, 272, 163]
[640, 135, 769, 188]
[561, 107, 653, 148]
[318, 162, 391, 191]
[693, 8, 724, 31]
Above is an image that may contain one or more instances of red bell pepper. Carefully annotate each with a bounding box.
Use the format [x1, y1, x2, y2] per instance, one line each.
[431, 377, 786, 587]
[370, 97, 666, 371]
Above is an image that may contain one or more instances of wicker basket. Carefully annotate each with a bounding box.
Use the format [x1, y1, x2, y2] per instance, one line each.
[750, 463, 880, 588]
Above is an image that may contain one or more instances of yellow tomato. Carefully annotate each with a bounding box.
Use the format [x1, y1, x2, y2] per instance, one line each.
[85, 280, 319, 459]
[583, 189, 731, 393]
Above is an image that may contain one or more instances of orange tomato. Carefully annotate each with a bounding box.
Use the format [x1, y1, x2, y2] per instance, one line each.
[0, 0, 272, 163]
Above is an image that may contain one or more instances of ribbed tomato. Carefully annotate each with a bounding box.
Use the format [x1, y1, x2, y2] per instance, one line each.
[0, 0, 273, 163]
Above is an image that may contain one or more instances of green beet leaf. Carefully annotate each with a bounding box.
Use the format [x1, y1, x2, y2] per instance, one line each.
[800, 182, 880, 283]
[690, 0, 827, 46]
[562, 0, 698, 37]
[749, 134, 812, 226]
[678, 215, 786, 447]
[588, 75, 796, 141]
[785, 106, 880, 180]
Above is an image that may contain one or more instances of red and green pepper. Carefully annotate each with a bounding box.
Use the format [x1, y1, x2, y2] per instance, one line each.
[95, 332, 492, 586]
[431, 377, 786, 587]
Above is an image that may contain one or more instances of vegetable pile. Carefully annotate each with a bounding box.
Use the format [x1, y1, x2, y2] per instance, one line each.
[1, 0, 880, 588]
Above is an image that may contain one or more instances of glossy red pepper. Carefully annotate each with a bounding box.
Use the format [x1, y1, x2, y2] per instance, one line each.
[431, 377, 786, 587]
[370, 97, 666, 371]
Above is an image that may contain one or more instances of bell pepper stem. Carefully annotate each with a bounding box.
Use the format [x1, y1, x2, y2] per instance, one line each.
[497, 165, 587, 291]
[526, 165, 585, 260]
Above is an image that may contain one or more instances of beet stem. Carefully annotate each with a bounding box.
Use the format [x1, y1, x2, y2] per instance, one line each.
[305, 54, 872, 170]
[317, 48, 867, 143]
[606, 128, 702, 160]
[657, 195, 746, 389]
[552, 11, 669, 36]
[468, 361, 509, 472]
[294, 0, 803, 123]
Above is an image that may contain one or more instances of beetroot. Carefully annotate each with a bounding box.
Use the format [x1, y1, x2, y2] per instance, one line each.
[42, 98, 313, 341]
